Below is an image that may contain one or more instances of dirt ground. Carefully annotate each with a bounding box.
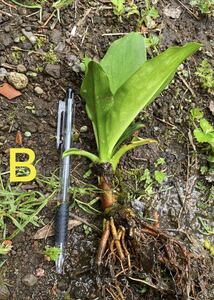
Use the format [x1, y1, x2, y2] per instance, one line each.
[0, 0, 213, 299]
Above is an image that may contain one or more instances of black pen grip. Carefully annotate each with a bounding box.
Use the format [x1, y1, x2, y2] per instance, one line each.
[55, 203, 69, 246]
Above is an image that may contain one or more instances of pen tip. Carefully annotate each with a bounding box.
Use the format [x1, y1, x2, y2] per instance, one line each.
[55, 252, 64, 274]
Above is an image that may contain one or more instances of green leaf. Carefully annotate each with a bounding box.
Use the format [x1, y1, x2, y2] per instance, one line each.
[80, 55, 92, 73]
[190, 107, 204, 120]
[113, 122, 144, 153]
[200, 165, 208, 174]
[52, 0, 74, 9]
[207, 155, 214, 163]
[194, 128, 214, 147]
[100, 33, 146, 94]
[106, 42, 201, 154]
[111, 0, 125, 15]
[80, 61, 114, 161]
[11, 0, 42, 8]
[200, 118, 214, 134]
[63, 148, 100, 163]
[154, 170, 167, 184]
[110, 138, 156, 171]
[140, 168, 152, 185]
[154, 157, 165, 167]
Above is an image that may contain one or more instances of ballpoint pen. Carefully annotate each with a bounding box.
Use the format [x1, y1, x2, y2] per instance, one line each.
[55, 87, 74, 273]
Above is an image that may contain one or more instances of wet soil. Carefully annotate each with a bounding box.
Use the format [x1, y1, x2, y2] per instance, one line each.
[0, 0, 213, 299]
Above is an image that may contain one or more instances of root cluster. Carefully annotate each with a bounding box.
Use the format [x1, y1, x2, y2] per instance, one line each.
[96, 208, 213, 300]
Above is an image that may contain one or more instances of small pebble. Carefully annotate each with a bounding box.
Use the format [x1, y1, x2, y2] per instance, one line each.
[34, 86, 44, 95]
[80, 126, 88, 133]
[21, 29, 36, 45]
[4, 25, 10, 33]
[22, 274, 38, 287]
[0, 68, 7, 81]
[14, 36, 20, 43]
[26, 71, 37, 78]
[45, 64, 61, 79]
[24, 131, 32, 138]
[17, 64, 27, 73]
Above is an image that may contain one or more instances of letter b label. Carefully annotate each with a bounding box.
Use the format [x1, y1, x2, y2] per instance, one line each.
[10, 148, 37, 182]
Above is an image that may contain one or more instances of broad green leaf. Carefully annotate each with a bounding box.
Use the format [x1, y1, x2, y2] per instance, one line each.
[106, 42, 201, 154]
[193, 128, 214, 147]
[81, 62, 113, 161]
[63, 148, 100, 163]
[110, 138, 156, 171]
[100, 33, 146, 94]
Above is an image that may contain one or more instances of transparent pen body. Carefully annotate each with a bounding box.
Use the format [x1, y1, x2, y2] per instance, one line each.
[55, 88, 73, 273]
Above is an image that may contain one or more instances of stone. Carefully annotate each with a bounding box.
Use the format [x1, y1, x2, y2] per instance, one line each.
[80, 126, 88, 133]
[34, 86, 44, 95]
[17, 64, 27, 73]
[54, 40, 66, 52]
[209, 100, 214, 116]
[50, 29, 62, 44]
[26, 71, 37, 78]
[0, 33, 13, 49]
[0, 284, 10, 300]
[163, 6, 182, 19]
[0, 68, 7, 81]
[22, 274, 38, 287]
[14, 36, 20, 43]
[4, 25, 10, 33]
[66, 54, 81, 72]
[22, 42, 33, 50]
[45, 64, 61, 79]
[7, 72, 28, 90]
[21, 29, 36, 44]
[24, 121, 37, 133]
[24, 131, 32, 137]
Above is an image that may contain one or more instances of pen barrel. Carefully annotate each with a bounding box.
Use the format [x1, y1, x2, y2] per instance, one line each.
[55, 202, 69, 247]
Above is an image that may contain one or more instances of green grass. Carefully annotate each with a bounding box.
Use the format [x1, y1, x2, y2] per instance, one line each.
[44, 246, 61, 261]
[43, 45, 58, 64]
[70, 184, 102, 215]
[190, 0, 214, 14]
[195, 59, 214, 93]
[0, 173, 57, 249]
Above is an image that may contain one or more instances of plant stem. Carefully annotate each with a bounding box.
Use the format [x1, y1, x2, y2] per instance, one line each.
[99, 176, 116, 209]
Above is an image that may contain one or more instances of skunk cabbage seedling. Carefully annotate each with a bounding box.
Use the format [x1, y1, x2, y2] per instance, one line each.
[64, 33, 200, 171]
[63, 35, 208, 298]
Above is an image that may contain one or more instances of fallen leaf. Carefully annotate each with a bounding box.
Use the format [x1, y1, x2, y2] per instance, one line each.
[33, 219, 82, 239]
[15, 130, 23, 145]
[0, 82, 22, 100]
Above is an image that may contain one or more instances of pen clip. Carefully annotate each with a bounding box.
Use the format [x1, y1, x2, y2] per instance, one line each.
[56, 100, 65, 150]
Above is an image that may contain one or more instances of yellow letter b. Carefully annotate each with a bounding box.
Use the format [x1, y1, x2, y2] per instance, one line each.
[10, 148, 37, 182]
